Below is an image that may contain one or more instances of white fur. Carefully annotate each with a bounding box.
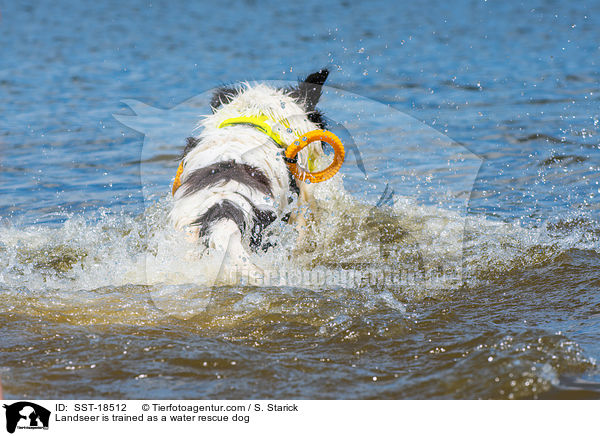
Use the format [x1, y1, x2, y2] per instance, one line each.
[169, 82, 324, 258]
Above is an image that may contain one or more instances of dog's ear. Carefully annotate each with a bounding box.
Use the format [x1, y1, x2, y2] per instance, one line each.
[293, 68, 329, 111]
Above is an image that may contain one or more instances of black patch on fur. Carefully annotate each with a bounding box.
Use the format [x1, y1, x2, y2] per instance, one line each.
[210, 86, 241, 111]
[249, 203, 277, 251]
[181, 137, 200, 160]
[234, 193, 277, 252]
[182, 160, 273, 198]
[307, 109, 327, 130]
[193, 195, 277, 252]
[192, 200, 246, 239]
[288, 68, 329, 112]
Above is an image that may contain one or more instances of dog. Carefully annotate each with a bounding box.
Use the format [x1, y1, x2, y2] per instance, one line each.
[169, 69, 330, 266]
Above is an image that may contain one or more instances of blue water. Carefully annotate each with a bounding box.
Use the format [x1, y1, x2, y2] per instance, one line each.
[1, 0, 600, 399]
[2, 0, 598, 224]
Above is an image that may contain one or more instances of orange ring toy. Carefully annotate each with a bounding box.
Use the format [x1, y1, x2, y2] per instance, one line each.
[172, 161, 184, 195]
[285, 130, 345, 183]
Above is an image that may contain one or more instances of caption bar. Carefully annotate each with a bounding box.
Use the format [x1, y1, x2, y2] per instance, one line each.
[1, 400, 597, 435]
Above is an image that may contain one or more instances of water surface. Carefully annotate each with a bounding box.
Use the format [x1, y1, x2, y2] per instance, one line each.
[1, 0, 599, 399]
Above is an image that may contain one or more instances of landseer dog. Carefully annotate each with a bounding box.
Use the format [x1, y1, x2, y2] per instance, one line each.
[169, 69, 331, 266]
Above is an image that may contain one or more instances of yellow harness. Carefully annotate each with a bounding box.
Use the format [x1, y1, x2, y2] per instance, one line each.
[218, 115, 289, 150]
[172, 115, 345, 195]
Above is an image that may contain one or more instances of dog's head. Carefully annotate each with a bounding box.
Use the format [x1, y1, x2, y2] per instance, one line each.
[198, 69, 330, 186]
[210, 68, 329, 127]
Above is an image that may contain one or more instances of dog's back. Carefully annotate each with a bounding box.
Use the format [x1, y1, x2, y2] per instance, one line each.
[169, 70, 329, 263]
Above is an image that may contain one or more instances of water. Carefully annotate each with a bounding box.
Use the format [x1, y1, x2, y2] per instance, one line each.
[1, 0, 600, 399]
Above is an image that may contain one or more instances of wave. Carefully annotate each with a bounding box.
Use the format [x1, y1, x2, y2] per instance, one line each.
[1, 177, 598, 324]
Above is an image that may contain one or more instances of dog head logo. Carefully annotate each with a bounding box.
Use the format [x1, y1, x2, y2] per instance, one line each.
[3, 402, 50, 434]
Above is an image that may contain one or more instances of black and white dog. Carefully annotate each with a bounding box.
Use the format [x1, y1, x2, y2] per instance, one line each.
[169, 69, 330, 265]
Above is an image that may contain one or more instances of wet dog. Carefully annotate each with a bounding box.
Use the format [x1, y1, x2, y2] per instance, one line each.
[169, 69, 330, 264]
